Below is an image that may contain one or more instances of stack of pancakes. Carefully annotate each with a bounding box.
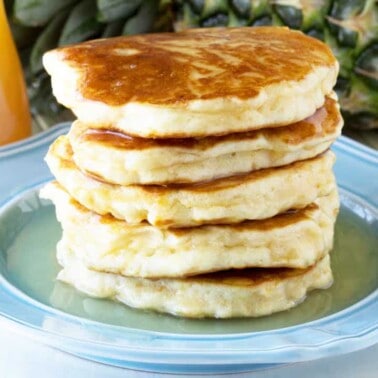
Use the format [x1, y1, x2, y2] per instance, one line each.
[41, 27, 343, 318]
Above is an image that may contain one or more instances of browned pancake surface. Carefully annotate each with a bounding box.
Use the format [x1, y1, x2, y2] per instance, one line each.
[58, 27, 336, 106]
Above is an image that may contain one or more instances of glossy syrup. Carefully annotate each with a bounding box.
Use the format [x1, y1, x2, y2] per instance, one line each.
[80, 96, 340, 147]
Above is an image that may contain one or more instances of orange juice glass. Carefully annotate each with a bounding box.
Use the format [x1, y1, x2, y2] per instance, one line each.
[0, 0, 32, 146]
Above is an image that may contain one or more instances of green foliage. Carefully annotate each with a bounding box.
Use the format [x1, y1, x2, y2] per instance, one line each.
[13, 0, 78, 26]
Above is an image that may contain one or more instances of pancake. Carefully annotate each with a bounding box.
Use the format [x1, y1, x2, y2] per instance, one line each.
[43, 27, 338, 138]
[57, 242, 333, 318]
[40, 182, 339, 277]
[46, 135, 337, 227]
[69, 96, 343, 185]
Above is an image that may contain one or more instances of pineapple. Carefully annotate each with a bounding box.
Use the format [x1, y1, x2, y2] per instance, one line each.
[6, 0, 377, 130]
[173, 0, 378, 130]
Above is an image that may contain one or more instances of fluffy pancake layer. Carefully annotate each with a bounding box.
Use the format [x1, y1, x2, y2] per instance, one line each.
[46, 136, 337, 228]
[57, 242, 333, 318]
[43, 27, 338, 138]
[69, 96, 342, 185]
[40, 182, 339, 277]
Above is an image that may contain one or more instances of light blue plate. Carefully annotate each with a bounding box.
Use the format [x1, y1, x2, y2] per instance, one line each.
[0, 124, 377, 374]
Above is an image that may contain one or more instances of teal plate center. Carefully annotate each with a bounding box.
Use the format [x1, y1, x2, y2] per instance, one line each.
[0, 187, 377, 335]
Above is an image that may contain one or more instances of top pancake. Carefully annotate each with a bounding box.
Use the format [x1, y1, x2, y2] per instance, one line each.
[43, 27, 338, 138]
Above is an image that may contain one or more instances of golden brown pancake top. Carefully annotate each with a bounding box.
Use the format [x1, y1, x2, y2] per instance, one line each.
[58, 27, 336, 106]
[79, 96, 340, 147]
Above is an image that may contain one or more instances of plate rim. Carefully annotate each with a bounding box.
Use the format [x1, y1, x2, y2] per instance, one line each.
[0, 183, 376, 340]
[0, 125, 377, 368]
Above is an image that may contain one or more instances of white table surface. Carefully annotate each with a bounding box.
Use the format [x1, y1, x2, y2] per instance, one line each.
[0, 324, 377, 378]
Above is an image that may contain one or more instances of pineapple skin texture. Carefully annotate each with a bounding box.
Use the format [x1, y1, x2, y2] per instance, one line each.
[174, 0, 378, 130]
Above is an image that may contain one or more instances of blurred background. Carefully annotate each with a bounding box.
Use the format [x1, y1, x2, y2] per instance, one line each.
[4, 0, 378, 147]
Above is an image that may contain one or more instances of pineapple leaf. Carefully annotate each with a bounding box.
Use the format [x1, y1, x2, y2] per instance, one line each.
[9, 21, 41, 49]
[177, 2, 201, 29]
[201, 13, 229, 26]
[97, 0, 142, 23]
[228, 9, 248, 25]
[354, 43, 378, 89]
[122, 0, 158, 35]
[188, 0, 205, 13]
[13, 0, 78, 27]
[299, 0, 331, 31]
[30, 11, 70, 75]
[201, 0, 229, 18]
[327, 0, 378, 50]
[6, 0, 41, 56]
[4, 0, 14, 14]
[251, 16, 273, 26]
[327, 0, 368, 47]
[273, 4, 303, 29]
[250, 0, 272, 21]
[341, 75, 378, 129]
[101, 18, 127, 38]
[230, 0, 250, 17]
[195, 0, 229, 27]
[59, 0, 104, 46]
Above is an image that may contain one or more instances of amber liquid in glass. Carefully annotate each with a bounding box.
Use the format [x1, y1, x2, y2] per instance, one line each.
[0, 0, 31, 146]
